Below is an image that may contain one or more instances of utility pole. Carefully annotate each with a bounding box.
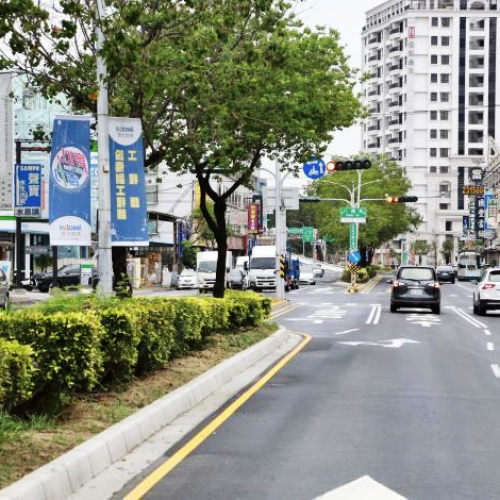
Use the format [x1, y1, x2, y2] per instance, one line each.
[274, 159, 286, 300]
[96, 0, 113, 295]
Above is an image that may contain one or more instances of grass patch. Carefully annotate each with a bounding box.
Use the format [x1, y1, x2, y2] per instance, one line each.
[0, 322, 277, 489]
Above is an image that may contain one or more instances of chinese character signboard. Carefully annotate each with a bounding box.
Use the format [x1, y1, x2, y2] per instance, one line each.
[247, 203, 259, 233]
[49, 116, 92, 246]
[462, 185, 485, 196]
[408, 26, 415, 38]
[14, 164, 42, 217]
[109, 117, 148, 246]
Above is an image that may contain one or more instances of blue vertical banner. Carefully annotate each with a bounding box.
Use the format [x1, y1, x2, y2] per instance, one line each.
[109, 117, 148, 246]
[14, 164, 42, 217]
[49, 116, 92, 246]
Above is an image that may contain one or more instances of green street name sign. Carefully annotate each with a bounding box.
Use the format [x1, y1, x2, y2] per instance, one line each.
[303, 226, 314, 243]
[287, 228, 303, 235]
[340, 207, 367, 224]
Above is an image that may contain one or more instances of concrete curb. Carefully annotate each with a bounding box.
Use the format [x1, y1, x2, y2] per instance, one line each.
[0, 327, 297, 500]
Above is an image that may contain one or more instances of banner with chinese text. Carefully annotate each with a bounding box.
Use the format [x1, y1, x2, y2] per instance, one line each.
[248, 203, 260, 233]
[109, 117, 148, 246]
[49, 116, 91, 246]
[14, 164, 42, 217]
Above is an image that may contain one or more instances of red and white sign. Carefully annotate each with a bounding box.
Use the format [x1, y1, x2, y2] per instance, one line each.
[247, 203, 260, 233]
[408, 26, 415, 38]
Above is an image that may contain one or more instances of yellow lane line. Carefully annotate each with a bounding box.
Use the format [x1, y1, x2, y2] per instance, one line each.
[124, 333, 312, 500]
[269, 304, 298, 320]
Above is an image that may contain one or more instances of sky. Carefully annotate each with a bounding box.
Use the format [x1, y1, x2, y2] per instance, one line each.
[262, 0, 383, 185]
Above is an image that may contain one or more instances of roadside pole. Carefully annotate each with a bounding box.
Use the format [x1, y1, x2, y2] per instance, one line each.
[274, 159, 286, 300]
[96, 0, 113, 295]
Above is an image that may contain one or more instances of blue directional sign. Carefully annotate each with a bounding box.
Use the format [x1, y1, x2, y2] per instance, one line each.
[348, 250, 361, 265]
[303, 158, 326, 180]
[14, 164, 42, 217]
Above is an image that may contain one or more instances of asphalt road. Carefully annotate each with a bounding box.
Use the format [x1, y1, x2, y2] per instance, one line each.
[118, 277, 500, 500]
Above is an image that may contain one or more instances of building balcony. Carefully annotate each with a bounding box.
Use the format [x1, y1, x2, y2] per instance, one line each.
[388, 45, 402, 53]
[388, 118, 400, 127]
[388, 100, 400, 108]
[388, 82, 401, 89]
[388, 137, 400, 144]
[388, 64, 401, 72]
[368, 125, 380, 131]
[368, 90, 379, 96]
[367, 142, 379, 149]
[368, 36, 381, 45]
[368, 55, 379, 62]
[389, 28, 402, 37]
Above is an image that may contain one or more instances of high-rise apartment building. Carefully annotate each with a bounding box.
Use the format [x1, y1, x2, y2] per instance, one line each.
[361, 0, 499, 264]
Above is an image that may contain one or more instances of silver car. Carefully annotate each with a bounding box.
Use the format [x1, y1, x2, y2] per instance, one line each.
[177, 269, 198, 289]
[472, 267, 500, 316]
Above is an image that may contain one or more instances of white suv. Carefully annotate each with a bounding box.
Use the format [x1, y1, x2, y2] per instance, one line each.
[472, 267, 500, 316]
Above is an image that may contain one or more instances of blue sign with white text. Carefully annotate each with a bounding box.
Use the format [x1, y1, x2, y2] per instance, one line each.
[14, 164, 42, 217]
[348, 250, 361, 264]
[303, 158, 326, 180]
[49, 116, 92, 246]
[109, 117, 148, 246]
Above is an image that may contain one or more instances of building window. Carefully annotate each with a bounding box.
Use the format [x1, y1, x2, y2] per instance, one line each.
[445, 221, 453, 231]
[469, 111, 484, 124]
[431, 110, 438, 120]
[470, 55, 485, 68]
[440, 92, 450, 102]
[469, 74, 484, 87]
[441, 74, 450, 83]
[430, 166, 438, 173]
[441, 55, 450, 64]
[431, 73, 438, 83]
[469, 93, 484, 105]
[432, 17, 439, 26]
[440, 203, 450, 210]
[442, 18, 451, 27]
[431, 55, 438, 64]
[440, 165, 449, 173]
[440, 182, 451, 197]
[431, 36, 438, 45]
[440, 130, 449, 139]
[468, 148, 484, 155]
[468, 130, 484, 142]
[470, 36, 485, 49]
[146, 185, 158, 205]
[430, 129, 438, 139]
[441, 36, 450, 46]
[440, 110, 449, 120]
[431, 92, 438, 101]
[440, 148, 449, 157]
[430, 148, 437, 157]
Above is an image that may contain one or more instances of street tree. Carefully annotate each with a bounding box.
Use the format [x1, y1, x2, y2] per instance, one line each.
[307, 156, 421, 267]
[441, 238, 455, 264]
[0, 0, 361, 297]
[411, 240, 430, 265]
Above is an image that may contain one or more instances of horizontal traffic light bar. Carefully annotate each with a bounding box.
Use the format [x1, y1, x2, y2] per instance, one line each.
[385, 195, 418, 203]
[326, 159, 372, 173]
[299, 196, 321, 203]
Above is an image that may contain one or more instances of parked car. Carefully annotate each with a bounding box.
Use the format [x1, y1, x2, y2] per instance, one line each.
[435, 265, 455, 284]
[177, 268, 198, 289]
[472, 267, 500, 316]
[299, 265, 316, 285]
[0, 268, 9, 309]
[34, 264, 99, 292]
[387, 265, 441, 314]
[227, 269, 248, 289]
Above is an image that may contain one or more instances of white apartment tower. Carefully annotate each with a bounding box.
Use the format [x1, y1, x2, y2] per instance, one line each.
[361, 0, 499, 264]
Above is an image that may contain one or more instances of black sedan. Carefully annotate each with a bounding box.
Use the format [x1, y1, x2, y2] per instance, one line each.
[387, 265, 441, 314]
[435, 265, 455, 284]
[34, 264, 99, 292]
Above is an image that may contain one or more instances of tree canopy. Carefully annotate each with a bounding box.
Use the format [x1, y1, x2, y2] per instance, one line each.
[1, 0, 362, 296]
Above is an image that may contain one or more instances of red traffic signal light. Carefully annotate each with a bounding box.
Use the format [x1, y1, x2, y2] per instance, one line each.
[386, 195, 418, 203]
[326, 159, 371, 173]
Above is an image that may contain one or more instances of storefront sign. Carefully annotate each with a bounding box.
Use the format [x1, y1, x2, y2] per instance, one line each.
[49, 116, 92, 246]
[248, 203, 259, 233]
[109, 117, 148, 246]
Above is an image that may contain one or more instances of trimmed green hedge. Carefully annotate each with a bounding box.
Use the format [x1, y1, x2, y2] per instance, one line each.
[0, 291, 271, 413]
[0, 338, 34, 412]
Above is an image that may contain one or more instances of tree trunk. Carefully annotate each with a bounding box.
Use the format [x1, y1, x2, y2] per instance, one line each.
[112, 247, 132, 297]
[212, 199, 228, 298]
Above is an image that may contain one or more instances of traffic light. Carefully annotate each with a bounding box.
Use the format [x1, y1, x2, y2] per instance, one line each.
[386, 195, 418, 203]
[299, 196, 321, 203]
[326, 159, 372, 173]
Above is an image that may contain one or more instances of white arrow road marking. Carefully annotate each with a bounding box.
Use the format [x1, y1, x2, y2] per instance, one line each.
[366, 304, 382, 325]
[448, 307, 487, 328]
[313, 320, 324, 324]
[485, 329, 492, 336]
[406, 314, 441, 328]
[335, 328, 360, 335]
[487, 342, 494, 351]
[338, 338, 420, 349]
[313, 475, 407, 499]
[491, 364, 500, 378]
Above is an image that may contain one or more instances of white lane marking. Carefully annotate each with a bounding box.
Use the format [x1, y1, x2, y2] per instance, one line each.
[491, 364, 500, 378]
[335, 328, 359, 335]
[450, 294, 458, 298]
[313, 475, 407, 499]
[338, 338, 420, 349]
[485, 329, 492, 336]
[450, 307, 486, 328]
[366, 304, 382, 325]
[487, 342, 494, 351]
[313, 320, 324, 324]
